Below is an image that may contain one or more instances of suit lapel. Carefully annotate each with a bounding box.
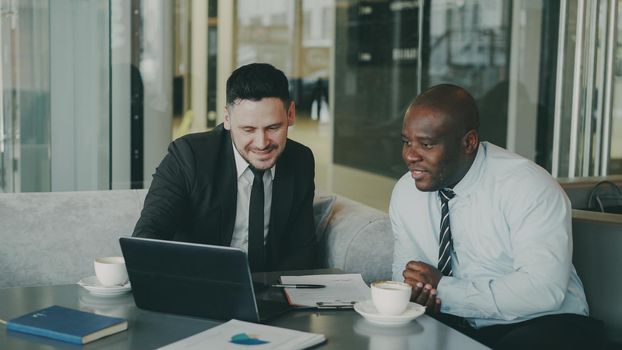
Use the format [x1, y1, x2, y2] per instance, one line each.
[219, 130, 238, 246]
[269, 156, 294, 250]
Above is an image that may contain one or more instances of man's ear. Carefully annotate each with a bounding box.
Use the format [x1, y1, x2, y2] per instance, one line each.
[463, 130, 479, 154]
[223, 107, 231, 130]
[287, 101, 296, 126]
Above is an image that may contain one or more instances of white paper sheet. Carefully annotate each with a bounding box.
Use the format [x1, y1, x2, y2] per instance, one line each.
[280, 274, 371, 308]
[158, 319, 325, 350]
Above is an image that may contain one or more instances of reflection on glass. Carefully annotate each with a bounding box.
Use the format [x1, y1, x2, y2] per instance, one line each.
[553, 0, 621, 177]
[0, 1, 115, 192]
[333, 0, 420, 178]
[425, 0, 511, 148]
[610, 0, 622, 174]
[235, 0, 333, 113]
[236, 0, 295, 73]
[0, 0, 50, 192]
[353, 319, 423, 350]
[333, 0, 510, 178]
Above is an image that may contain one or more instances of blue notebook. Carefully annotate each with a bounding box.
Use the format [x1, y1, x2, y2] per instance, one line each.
[6, 305, 128, 344]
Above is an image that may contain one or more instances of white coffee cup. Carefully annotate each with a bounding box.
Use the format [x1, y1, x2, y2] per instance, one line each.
[94, 256, 128, 287]
[371, 280, 412, 316]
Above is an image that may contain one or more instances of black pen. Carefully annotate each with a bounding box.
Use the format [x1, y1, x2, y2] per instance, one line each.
[316, 301, 356, 309]
[271, 284, 326, 289]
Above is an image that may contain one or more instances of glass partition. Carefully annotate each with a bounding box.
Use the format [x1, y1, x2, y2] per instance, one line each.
[333, 0, 511, 178]
[0, 0, 51, 192]
[3, 0, 622, 196]
[552, 0, 622, 177]
[0, 0, 183, 192]
[609, 0, 622, 173]
[424, 0, 511, 148]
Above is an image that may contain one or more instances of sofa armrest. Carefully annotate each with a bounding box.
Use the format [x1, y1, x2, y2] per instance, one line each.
[319, 195, 392, 284]
[572, 209, 622, 343]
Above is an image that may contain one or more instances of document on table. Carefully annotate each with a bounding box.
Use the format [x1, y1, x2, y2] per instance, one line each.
[158, 319, 325, 350]
[280, 274, 371, 308]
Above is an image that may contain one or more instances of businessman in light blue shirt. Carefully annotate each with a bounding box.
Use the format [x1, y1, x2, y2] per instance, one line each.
[390, 84, 603, 349]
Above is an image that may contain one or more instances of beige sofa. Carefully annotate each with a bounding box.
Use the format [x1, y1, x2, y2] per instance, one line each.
[0, 190, 392, 288]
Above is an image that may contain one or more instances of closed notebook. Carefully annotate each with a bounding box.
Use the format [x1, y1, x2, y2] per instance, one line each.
[7, 305, 128, 345]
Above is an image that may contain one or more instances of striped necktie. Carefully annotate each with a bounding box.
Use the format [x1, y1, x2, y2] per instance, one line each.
[438, 188, 455, 276]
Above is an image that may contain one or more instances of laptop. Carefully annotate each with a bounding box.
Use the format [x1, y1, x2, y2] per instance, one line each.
[119, 237, 293, 323]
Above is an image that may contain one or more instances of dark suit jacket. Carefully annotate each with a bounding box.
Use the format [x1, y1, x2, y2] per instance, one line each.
[133, 124, 317, 271]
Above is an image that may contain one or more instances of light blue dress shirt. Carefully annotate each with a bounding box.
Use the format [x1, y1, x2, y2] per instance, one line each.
[390, 142, 589, 328]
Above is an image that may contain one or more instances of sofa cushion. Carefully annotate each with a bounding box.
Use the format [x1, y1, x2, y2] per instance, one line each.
[320, 195, 392, 283]
[313, 192, 337, 243]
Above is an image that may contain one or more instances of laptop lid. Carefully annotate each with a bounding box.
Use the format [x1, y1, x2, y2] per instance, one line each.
[119, 237, 291, 323]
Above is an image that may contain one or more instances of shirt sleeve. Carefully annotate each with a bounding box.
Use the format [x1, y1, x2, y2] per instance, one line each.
[390, 186, 425, 282]
[390, 198, 407, 282]
[438, 177, 573, 321]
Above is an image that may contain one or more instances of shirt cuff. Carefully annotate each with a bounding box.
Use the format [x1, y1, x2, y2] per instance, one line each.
[437, 276, 481, 318]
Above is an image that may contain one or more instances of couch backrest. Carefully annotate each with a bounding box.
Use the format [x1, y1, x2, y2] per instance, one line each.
[1, 189, 393, 288]
[0, 190, 147, 288]
[571, 209, 622, 343]
[560, 176, 622, 210]
[321, 195, 392, 283]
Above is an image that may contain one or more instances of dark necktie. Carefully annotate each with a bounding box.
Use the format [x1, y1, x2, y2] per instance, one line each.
[438, 188, 455, 276]
[248, 168, 265, 272]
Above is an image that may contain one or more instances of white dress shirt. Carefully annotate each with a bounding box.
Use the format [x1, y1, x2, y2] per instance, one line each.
[390, 142, 589, 328]
[230, 142, 275, 252]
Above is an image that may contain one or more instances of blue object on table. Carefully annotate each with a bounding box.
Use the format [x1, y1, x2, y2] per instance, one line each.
[6, 305, 127, 344]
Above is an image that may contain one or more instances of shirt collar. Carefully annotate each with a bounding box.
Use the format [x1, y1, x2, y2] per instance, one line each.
[452, 142, 486, 197]
[231, 140, 276, 180]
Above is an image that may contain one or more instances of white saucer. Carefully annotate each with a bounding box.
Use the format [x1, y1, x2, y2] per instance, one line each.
[78, 276, 131, 297]
[354, 300, 425, 326]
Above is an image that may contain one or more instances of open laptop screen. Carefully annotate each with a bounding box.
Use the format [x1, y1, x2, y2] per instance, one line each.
[119, 237, 286, 322]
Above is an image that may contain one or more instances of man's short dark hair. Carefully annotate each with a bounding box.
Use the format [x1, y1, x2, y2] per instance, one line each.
[226, 63, 290, 107]
[412, 84, 480, 132]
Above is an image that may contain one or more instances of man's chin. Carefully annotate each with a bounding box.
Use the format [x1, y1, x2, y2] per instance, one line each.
[248, 158, 277, 171]
[414, 180, 437, 192]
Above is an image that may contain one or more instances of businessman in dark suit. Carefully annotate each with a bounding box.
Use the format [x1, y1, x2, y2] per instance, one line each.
[133, 63, 316, 272]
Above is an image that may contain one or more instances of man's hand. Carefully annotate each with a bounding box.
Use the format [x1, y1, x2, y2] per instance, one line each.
[403, 261, 443, 288]
[407, 280, 442, 313]
[402, 261, 444, 313]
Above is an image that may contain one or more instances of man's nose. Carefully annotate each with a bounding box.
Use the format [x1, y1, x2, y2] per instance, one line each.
[254, 131, 269, 148]
[404, 146, 422, 162]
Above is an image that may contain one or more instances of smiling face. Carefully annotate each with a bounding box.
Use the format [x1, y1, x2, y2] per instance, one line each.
[401, 105, 478, 192]
[224, 97, 295, 171]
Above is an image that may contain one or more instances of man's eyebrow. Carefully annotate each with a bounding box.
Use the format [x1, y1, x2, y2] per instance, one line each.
[238, 121, 284, 129]
[267, 121, 284, 128]
[403, 133, 433, 141]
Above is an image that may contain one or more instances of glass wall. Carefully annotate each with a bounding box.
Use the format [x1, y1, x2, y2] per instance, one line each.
[235, 0, 296, 74]
[610, 0, 622, 173]
[332, 0, 419, 178]
[552, 0, 622, 177]
[0, 0, 51, 192]
[111, 0, 174, 189]
[0, 0, 202, 193]
[0, 0, 110, 192]
[424, 0, 511, 148]
[332, 0, 511, 178]
[234, 0, 333, 112]
[2, 0, 622, 195]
